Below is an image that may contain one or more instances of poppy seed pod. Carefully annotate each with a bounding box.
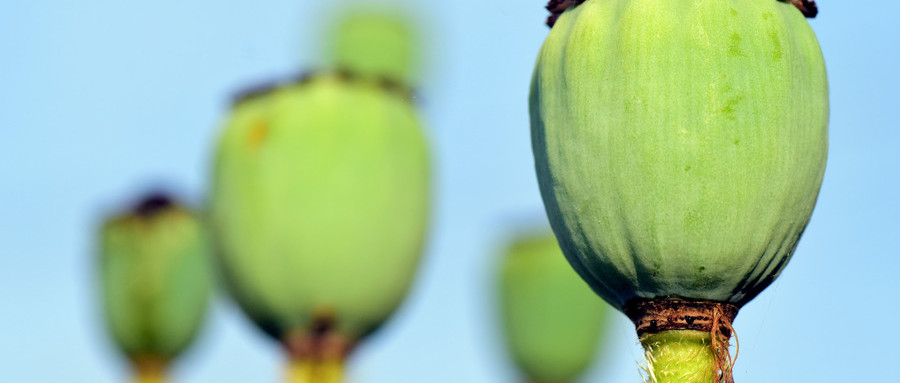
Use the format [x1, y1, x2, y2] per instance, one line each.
[330, 11, 420, 85]
[99, 194, 211, 382]
[530, 1, 827, 381]
[211, 73, 428, 346]
[209, 12, 429, 381]
[499, 233, 610, 383]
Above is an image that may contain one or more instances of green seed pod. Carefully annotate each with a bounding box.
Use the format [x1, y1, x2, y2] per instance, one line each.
[531, 0, 827, 312]
[530, 1, 827, 380]
[210, 72, 429, 352]
[329, 10, 419, 85]
[212, 9, 428, 382]
[99, 195, 211, 381]
[499, 233, 610, 383]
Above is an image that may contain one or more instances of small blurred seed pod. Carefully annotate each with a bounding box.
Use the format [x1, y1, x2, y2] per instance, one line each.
[99, 194, 212, 382]
[330, 10, 421, 85]
[499, 233, 611, 383]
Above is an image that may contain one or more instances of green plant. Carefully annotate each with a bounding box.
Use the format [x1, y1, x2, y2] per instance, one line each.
[209, 10, 428, 383]
[330, 10, 420, 85]
[530, 1, 827, 381]
[499, 232, 610, 383]
[99, 194, 212, 383]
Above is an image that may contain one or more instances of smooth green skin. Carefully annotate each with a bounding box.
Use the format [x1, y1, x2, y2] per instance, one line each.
[530, 0, 828, 311]
[210, 74, 430, 342]
[330, 11, 418, 85]
[100, 206, 211, 362]
[641, 330, 719, 383]
[500, 233, 610, 383]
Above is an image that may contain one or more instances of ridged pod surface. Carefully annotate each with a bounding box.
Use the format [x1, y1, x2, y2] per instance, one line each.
[99, 196, 211, 365]
[530, 0, 828, 311]
[499, 233, 610, 383]
[210, 73, 429, 343]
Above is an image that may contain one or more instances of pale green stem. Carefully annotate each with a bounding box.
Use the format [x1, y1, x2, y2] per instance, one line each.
[641, 330, 726, 383]
[134, 372, 167, 383]
[286, 358, 344, 383]
[133, 358, 168, 383]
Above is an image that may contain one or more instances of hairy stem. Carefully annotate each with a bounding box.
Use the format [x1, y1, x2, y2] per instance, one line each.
[641, 330, 730, 383]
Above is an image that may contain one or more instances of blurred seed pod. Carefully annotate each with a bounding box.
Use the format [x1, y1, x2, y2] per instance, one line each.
[328, 9, 420, 85]
[210, 70, 430, 357]
[99, 194, 212, 378]
[499, 233, 611, 383]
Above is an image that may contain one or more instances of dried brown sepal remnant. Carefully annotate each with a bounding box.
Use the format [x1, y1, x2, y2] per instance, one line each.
[709, 304, 738, 383]
[629, 299, 739, 383]
[283, 314, 355, 362]
[546, 0, 586, 28]
[623, 298, 738, 337]
[782, 0, 818, 18]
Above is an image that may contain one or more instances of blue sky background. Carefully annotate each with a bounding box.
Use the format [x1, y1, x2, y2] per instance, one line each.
[1, 1, 897, 382]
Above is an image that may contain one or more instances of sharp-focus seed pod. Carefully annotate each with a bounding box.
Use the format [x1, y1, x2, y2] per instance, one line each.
[499, 232, 610, 383]
[530, 1, 827, 381]
[209, 11, 428, 382]
[99, 194, 212, 382]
